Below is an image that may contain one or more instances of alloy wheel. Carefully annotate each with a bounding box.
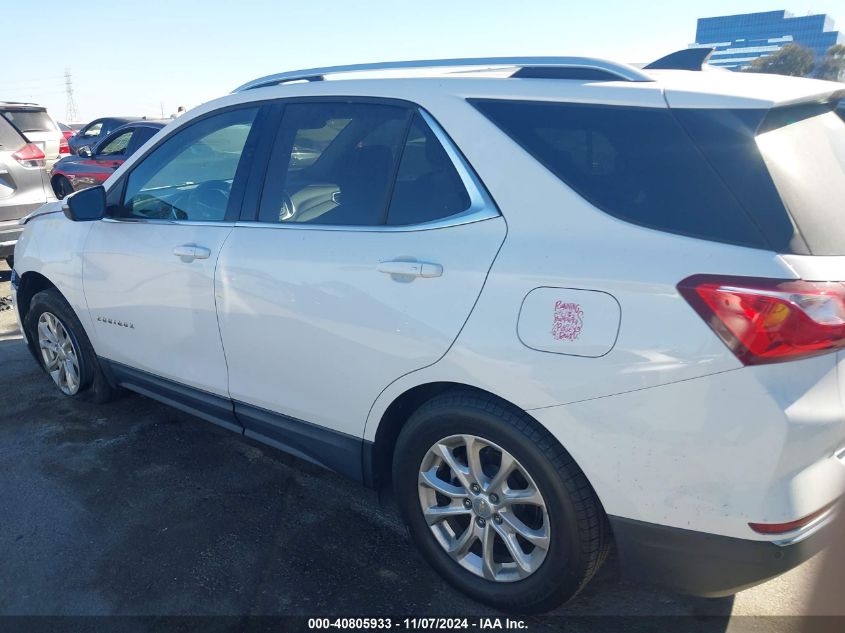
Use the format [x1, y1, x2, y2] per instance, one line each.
[417, 434, 551, 582]
[37, 311, 81, 395]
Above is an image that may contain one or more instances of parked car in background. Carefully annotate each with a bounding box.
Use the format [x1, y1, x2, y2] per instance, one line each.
[50, 121, 165, 199]
[0, 102, 66, 169]
[68, 116, 141, 155]
[58, 122, 76, 142]
[0, 114, 55, 266]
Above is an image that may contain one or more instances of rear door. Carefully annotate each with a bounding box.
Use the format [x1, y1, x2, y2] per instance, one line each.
[216, 100, 505, 457]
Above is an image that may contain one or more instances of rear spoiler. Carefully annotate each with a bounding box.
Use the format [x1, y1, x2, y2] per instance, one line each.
[644, 48, 714, 71]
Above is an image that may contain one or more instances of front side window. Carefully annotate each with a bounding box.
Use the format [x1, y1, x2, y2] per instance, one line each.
[81, 121, 103, 138]
[118, 107, 258, 222]
[126, 126, 159, 155]
[258, 102, 409, 226]
[97, 129, 133, 156]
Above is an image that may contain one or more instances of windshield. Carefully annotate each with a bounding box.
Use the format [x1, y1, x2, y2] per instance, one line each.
[756, 106, 845, 256]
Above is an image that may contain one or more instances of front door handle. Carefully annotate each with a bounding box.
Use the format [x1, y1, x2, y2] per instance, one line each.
[377, 260, 443, 278]
[173, 244, 211, 261]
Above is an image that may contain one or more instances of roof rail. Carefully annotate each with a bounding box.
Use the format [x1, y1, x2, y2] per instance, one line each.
[644, 48, 715, 71]
[234, 56, 654, 92]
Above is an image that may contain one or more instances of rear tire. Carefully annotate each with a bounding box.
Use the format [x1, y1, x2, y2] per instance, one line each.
[393, 390, 610, 613]
[52, 175, 74, 200]
[24, 288, 120, 403]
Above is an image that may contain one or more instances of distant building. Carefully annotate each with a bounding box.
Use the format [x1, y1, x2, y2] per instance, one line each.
[692, 10, 844, 71]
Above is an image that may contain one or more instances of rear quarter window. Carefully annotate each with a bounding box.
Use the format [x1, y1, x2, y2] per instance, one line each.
[471, 99, 769, 249]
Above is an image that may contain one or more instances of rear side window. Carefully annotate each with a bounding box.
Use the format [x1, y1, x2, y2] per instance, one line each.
[1, 109, 55, 134]
[471, 100, 768, 249]
[386, 114, 471, 226]
[127, 126, 159, 154]
[258, 102, 410, 226]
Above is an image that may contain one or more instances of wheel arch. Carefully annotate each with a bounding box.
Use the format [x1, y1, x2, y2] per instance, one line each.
[368, 382, 570, 495]
[50, 174, 71, 198]
[17, 271, 65, 360]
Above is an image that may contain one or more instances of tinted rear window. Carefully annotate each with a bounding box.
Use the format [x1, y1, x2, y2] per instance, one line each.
[472, 100, 768, 249]
[1, 109, 55, 133]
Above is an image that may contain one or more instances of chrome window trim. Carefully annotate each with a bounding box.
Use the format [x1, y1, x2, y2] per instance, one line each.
[101, 217, 236, 228]
[234, 209, 499, 233]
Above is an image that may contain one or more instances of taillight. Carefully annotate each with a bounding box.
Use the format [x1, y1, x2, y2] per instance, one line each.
[11, 143, 46, 168]
[678, 274, 845, 365]
[59, 136, 70, 155]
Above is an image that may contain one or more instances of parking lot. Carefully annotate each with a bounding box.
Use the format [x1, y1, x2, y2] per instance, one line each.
[0, 261, 833, 628]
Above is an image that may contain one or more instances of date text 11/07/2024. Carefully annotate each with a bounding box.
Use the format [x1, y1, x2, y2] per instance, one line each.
[307, 617, 528, 630]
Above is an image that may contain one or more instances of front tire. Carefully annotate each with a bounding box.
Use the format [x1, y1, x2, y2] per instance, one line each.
[393, 391, 609, 613]
[24, 288, 120, 403]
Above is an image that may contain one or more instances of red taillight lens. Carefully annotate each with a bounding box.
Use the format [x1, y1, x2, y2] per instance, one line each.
[59, 137, 70, 155]
[11, 143, 46, 168]
[678, 274, 845, 365]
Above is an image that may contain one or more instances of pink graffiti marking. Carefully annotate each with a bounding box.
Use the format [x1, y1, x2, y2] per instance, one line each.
[551, 300, 584, 341]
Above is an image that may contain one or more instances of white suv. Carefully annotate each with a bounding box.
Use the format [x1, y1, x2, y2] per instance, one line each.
[10, 50, 845, 612]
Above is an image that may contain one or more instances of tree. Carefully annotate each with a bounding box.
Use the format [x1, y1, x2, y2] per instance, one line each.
[817, 44, 845, 82]
[744, 43, 815, 77]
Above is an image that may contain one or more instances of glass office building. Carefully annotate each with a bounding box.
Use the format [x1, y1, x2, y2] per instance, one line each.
[693, 10, 843, 70]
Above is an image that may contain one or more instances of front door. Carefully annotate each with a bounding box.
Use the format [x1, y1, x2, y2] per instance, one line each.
[83, 105, 262, 404]
[216, 101, 505, 465]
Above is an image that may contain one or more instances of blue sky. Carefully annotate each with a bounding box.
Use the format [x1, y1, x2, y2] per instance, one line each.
[2, 1, 843, 121]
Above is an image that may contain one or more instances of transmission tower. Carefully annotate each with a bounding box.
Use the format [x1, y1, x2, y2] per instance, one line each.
[64, 69, 78, 122]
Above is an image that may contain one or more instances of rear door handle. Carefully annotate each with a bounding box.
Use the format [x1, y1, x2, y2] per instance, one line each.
[173, 244, 211, 261]
[377, 260, 443, 278]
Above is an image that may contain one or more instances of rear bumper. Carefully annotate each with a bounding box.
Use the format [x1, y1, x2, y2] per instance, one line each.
[0, 220, 24, 259]
[610, 513, 834, 597]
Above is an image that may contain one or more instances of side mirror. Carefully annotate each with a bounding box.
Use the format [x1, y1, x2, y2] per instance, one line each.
[78, 146, 93, 158]
[64, 185, 106, 221]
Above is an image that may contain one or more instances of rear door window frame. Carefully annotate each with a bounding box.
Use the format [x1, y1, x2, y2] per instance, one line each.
[240, 95, 498, 231]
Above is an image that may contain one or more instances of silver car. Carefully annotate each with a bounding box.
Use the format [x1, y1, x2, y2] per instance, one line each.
[0, 112, 55, 266]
